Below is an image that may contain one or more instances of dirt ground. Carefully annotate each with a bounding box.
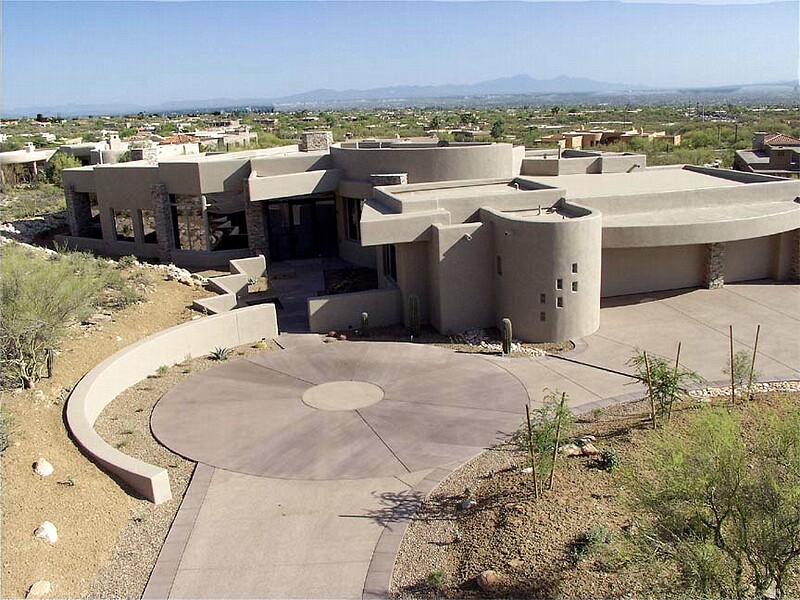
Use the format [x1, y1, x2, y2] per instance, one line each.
[391, 392, 800, 599]
[1, 274, 210, 599]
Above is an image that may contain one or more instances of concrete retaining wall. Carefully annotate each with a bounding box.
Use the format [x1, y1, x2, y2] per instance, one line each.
[308, 288, 402, 332]
[65, 304, 279, 504]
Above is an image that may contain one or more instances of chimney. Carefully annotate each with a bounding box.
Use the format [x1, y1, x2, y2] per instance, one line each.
[753, 132, 767, 150]
[23, 142, 36, 153]
[299, 131, 333, 152]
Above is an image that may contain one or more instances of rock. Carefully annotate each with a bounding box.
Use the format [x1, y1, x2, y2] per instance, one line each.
[322, 337, 335, 343]
[577, 435, 596, 444]
[507, 558, 524, 569]
[338, 334, 347, 341]
[33, 459, 54, 477]
[33, 391, 45, 401]
[559, 443, 583, 456]
[26, 580, 51, 598]
[521, 466, 533, 474]
[82, 313, 111, 325]
[461, 498, 477, 510]
[581, 442, 601, 456]
[327, 331, 337, 338]
[34, 521, 57, 545]
[476, 569, 504, 592]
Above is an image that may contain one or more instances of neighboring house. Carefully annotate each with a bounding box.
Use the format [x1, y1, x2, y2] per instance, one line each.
[60, 132, 800, 342]
[543, 128, 681, 150]
[0, 142, 57, 188]
[734, 132, 800, 179]
[59, 133, 130, 166]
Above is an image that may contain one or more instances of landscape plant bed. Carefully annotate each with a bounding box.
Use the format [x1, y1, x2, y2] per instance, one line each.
[89, 339, 279, 598]
[390, 389, 800, 599]
[351, 324, 573, 356]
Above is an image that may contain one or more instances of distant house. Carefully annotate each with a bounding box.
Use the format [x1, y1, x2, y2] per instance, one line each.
[734, 132, 800, 179]
[0, 142, 57, 188]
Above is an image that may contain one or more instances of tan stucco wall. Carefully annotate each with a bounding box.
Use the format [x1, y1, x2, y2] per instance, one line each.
[330, 144, 516, 184]
[396, 241, 432, 326]
[485, 206, 602, 342]
[601, 245, 705, 297]
[429, 223, 495, 333]
[94, 165, 160, 210]
[308, 288, 402, 332]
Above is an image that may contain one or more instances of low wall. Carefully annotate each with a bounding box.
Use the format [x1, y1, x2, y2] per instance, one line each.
[308, 288, 402, 332]
[65, 304, 279, 504]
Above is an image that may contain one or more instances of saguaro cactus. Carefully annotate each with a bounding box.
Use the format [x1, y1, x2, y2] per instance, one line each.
[361, 312, 370, 337]
[409, 295, 421, 337]
[501, 318, 513, 355]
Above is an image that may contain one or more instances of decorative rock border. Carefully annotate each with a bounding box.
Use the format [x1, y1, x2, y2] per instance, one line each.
[65, 304, 279, 504]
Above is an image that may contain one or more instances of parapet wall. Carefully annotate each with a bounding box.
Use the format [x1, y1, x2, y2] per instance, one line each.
[65, 304, 279, 504]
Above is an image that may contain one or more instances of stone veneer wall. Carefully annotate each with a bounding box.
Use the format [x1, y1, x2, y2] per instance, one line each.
[299, 131, 333, 152]
[705, 242, 725, 289]
[244, 191, 268, 256]
[791, 230, 800, 282]
[151, 183, 172, 263]
[369, 173, 408, 186]
[64, 184, 94, 237]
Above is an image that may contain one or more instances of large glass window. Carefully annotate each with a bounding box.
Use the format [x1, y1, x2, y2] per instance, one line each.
[345, 197, 362, 242]
[383, 244, 397, 283]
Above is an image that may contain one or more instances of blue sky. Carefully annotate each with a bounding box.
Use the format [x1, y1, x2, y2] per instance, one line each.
[2, 0, 798, 110]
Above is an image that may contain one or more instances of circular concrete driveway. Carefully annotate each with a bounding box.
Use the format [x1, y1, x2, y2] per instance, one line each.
[151, 341, 529, 480]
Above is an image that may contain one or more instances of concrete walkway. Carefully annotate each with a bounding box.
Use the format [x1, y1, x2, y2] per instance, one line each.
[144, 283, 799, 599]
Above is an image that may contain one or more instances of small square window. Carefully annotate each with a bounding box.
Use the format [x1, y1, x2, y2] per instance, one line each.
[572, 263, 578, 274]
[572, 281, 578, 292]
[540, 293, 546, 304]
[556, 297, 563, 308]
[556, 278, 563, 290]
[540, 312, 546, 322]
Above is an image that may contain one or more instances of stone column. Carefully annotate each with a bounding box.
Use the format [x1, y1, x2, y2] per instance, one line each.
[299, 131, 333, 152]
[245, 194, 268, 258]
[704, 242, 725, 289]
[151, 183, 173, 263]
[790, 230, 800, 282]
[64, 184, 93, 237]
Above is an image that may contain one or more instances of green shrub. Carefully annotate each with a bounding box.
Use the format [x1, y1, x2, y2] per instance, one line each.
[209, 347, 231, 361]
[426, 568, 446, 590]
[600, 445, 619, 472]
[0, 244, 136, 388]
[44, 153, 81, 187]
[628, 349, 703, 423]
[624, 401, 800, 598]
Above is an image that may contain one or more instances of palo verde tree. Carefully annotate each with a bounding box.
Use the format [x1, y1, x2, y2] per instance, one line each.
[624, 401, 800, 599]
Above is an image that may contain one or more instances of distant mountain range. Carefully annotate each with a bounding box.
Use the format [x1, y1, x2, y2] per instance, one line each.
[4, 75, 799, 117]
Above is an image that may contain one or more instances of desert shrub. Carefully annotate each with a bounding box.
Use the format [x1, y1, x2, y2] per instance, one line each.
[623, 401, 800, 599]
[426, 568, 446, 590]
[628, 349, 703, 422]
[209, 347, 231, 361]
[723, 349, 760, 400]
[44, 153, 81, 187]
[0, 244, 137, 388]
[513, 388, 575, 491]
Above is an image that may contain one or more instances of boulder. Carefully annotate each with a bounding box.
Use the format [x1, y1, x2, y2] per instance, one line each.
[34, 521, 57, 545]
[33, 459, 54, 477]
[559, 443, 583, 456]
[581, 442, 601, 456]
[26, 580, 51, 598]
[476, 569, 504, 592]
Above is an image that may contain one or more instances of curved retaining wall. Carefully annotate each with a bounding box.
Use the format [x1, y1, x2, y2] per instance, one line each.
[65, 304, 279, 504]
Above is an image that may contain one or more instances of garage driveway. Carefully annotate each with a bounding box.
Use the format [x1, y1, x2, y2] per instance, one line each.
[144, 282, 799, 599]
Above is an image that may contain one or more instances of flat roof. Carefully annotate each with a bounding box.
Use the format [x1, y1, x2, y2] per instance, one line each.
[525, 168, 743, 199]
[391, 181, 530, 202]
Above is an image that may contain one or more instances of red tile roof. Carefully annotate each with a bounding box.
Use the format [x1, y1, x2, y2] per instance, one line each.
[764, 133, 800, 147]
[160, 134, 198, 145]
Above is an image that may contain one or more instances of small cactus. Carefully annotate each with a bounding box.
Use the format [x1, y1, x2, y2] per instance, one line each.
[501, 318, 513, 355]
[361, 312, 370, 337]
[409, 295, 421, 338]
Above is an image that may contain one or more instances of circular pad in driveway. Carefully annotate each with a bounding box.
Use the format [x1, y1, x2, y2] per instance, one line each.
[302, 380, 384, 411]
[151, 341, 529, 480]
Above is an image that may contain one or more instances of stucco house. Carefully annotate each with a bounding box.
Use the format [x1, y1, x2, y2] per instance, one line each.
[734, 132, 800, 179]
[61, 132, 800, 342]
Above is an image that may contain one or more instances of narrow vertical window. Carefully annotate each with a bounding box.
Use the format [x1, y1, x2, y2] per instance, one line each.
[572, 263, 578, 274]
[496, 255, 502, 276]
[556, 278, 563, 290]
[540, 312, 546, 322]
[540, 293, 546, 304]
[556, 297, 563, 308]
[572, 281, 578, 292]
